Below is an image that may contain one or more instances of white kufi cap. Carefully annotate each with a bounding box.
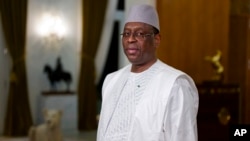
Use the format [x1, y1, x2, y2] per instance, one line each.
[125, 4, 160, 31]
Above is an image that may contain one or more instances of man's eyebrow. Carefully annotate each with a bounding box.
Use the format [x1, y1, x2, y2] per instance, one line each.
[123, 28, 145, 32]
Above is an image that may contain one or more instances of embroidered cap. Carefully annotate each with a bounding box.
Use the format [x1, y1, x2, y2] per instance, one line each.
[125, 4, 160, 31]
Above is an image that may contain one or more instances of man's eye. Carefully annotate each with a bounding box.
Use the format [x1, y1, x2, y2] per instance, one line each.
[135, 32, 144, 37]
[124, 32, 130, 36]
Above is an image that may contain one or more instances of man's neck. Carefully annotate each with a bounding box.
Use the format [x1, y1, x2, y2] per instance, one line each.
[131, 59, 157, 73]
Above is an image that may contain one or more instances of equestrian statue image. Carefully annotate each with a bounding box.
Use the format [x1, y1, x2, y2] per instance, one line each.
[44, 57, 72, 91]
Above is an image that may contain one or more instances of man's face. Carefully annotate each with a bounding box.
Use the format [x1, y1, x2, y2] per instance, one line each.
[122, 22, 160, 66]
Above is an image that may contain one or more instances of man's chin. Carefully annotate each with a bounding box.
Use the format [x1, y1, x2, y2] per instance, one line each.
[127, 58, 138, 63]
[128, 60, 143, 66]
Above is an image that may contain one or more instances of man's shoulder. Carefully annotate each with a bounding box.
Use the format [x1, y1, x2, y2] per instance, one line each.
[156, 60, 196, 86]
[156, 60, 185, 77]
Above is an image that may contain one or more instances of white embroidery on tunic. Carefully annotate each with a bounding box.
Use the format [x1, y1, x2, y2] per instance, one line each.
[103, 63, 159, 141]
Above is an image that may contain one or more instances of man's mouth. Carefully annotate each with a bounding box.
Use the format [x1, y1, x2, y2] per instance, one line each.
[127, 48, 138, 54]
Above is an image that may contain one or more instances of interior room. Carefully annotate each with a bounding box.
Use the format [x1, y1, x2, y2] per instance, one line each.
[0, 0, 249, 141]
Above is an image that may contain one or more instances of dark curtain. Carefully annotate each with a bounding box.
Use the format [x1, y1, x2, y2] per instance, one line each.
[78, 0, 108, 130]
[97, 21, 120, 100]
[0, 0, 33, 137]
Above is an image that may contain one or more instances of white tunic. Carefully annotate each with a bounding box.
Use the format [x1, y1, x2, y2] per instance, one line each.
[97, 60, 199, 141]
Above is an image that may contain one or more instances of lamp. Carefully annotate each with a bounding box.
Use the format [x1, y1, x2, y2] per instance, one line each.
[37, 13, 66, 48]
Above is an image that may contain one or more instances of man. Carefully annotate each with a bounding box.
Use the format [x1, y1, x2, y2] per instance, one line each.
[97, 4, 199, 141]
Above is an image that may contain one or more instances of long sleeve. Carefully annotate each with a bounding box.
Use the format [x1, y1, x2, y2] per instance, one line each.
[163, 76, 199, 141]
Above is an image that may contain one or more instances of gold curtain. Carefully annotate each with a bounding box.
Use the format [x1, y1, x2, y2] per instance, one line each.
[78, 0, 108, 130]
[0, 0, 33, 136]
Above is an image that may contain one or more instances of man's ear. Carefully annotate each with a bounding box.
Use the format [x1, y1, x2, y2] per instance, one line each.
[154, 34, 161, 48]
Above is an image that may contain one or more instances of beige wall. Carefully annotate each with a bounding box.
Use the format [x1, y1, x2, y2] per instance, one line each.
[26, 0, 82, 125]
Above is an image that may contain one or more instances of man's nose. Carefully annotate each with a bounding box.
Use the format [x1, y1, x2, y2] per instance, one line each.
[127, 33, 137, 42]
